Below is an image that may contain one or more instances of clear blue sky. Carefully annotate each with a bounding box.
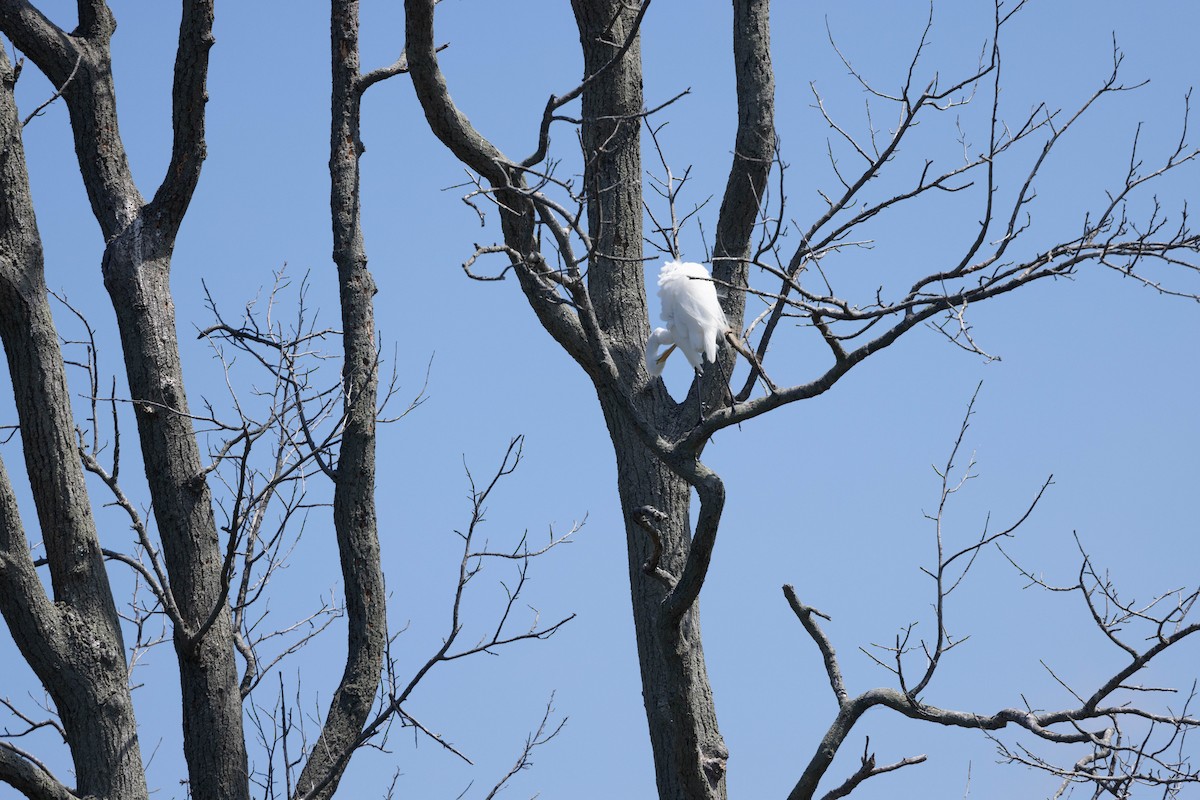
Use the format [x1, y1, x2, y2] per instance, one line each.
[4, 2, 1199, 798]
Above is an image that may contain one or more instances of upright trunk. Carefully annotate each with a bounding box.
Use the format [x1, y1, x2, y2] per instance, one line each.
[4, 5, 248, 795]
[292, 3, 387, 796]
[0, 296, 148, 800]
[405, 0, 756, 793]
[571, 3, 729, 797]
[604, 404, 730, 798]
[0, 46, 148, 800]
[0, 3, 241, 793]
[102, 226, 251, 800]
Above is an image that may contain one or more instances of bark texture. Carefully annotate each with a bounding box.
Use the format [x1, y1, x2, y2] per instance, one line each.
[0, 4, 250, 799]
[3, 3, 396, 796]
[712, 0, 775, 333]
[292, 2, 386, 796]
[405, 1, 777, 796]
[570, 3, 729, 797]
[0, 43, 147, 800]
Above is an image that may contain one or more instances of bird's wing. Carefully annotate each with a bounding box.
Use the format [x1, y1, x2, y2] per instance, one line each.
[655, 261, 728, 369]
[680, 322, 708, 370]
[656, 264, 690, 325]
[676, 276, 728, 365]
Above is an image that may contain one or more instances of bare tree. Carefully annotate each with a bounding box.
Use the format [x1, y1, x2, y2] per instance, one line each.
[0, 3, 569, 800]
[2, 2, 1196, 799]
[1, 3, 227, 796]
[403, 1, 1200, 798]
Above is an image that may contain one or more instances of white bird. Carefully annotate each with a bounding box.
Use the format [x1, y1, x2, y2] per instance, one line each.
[645, 260, 728, 377]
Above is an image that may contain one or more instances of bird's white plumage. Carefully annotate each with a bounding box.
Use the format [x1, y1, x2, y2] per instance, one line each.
[645, 260, 728, 377]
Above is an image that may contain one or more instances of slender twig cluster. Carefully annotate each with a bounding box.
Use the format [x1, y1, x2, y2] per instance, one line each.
[784, 388, 1199, 799]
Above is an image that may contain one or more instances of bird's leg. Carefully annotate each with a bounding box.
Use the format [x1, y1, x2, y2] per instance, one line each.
[694, 366, 706, 424]
[716, 334, 736, 412]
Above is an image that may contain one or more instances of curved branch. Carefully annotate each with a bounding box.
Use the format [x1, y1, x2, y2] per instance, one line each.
[661, 459, 724, 622]
[2, 0, 142, 238]
[711, 0, 775, 334]
[786, 603, 1200, 799]
[0, 744, 76, 800]
[0, 42, 147, 800]
[146, 0, 215, 236]
[520, 0, 652, 169]
[404, 0, 510, 185]
[0, 1, 76, 86]
[403, 0, 597, 380]
[690, 205, 1198, 449]
[354, 42, 449, 97]
[21, 51, 81, 125]
[783, 586, 847, 706]
[819, 742, 925, 800]
[740, 5, 1005, 389]
[292, 4, 385, 797]
[78, 449, 185, 628]
[0, 455, 69, 679]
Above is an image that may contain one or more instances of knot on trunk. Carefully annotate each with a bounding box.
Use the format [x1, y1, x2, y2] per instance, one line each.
[633, 505, 675, 587]
[700, 740, 730, 789]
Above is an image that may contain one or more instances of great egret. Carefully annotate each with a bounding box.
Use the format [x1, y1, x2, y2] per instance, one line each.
[645, 260, 728, 377]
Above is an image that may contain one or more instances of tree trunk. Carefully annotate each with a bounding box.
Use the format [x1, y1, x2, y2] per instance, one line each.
[102, 226, 250, 800]
[0, 45, 148, 800]
[0, 5, 250, 795]
[605, 406, 731, 798]
[571, 3, 729, 797]
[292, 3, 387, 796]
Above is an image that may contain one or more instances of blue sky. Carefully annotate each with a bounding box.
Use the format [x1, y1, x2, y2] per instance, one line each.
[4, 2, 1199, 799]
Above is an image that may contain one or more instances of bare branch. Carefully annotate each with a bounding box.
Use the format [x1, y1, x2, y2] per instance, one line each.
[294, 437, 574, 800]
[482, 694, 567, 800]
[0, 742, 75, 800]
[818, 737, 926, 800]
[784, 585, 847, 707]
[20, 51, 79, 126]
[146, 0, 216, 235]
[520, 0, 653, 169]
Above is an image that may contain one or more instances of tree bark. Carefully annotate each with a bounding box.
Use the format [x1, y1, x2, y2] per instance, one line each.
[102, 230, 250, 800]
[0, 44, 147, 800]
[0, 4, 249, 799]
[570, 3, 729, 797]
[292, 3, 386, 796]
[712, 0, 775, 334]
[405, 0, 767, 793]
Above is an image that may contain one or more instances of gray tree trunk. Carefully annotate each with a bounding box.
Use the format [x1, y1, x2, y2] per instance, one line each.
[0, 4, 250, 799]
[569, 3, 729, 796]
[293, 2, 387, 796]
[0, 46, 148, 800]
[102, 233, 251, 800]
[1, 3, 395, 796]
[405, 0, 775, 795]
